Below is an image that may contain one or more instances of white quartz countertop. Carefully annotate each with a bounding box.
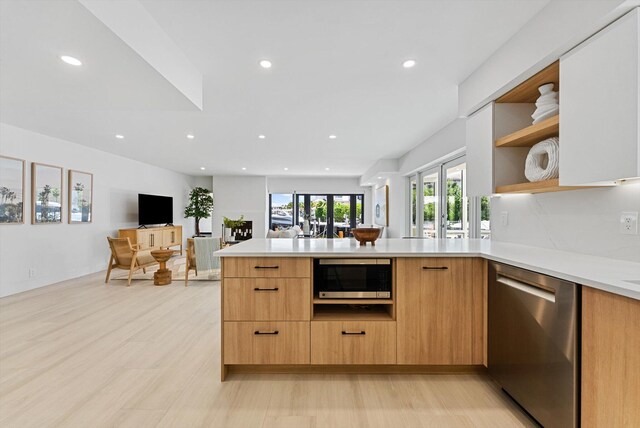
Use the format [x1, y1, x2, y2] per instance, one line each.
[216, 238, 640, 300]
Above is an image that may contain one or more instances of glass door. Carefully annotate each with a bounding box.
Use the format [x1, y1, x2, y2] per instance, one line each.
[310, 195, 328, 237]
[443, 160, 468, 239]
[422, 170, 439, 238]
[332, 195, 352, 238]
[409, 176, 418, 236]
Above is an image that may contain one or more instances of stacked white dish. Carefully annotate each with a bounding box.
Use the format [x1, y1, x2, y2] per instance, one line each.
[532, 83, 559, 124]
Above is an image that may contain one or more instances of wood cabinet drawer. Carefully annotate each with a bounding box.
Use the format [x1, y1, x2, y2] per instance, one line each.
[224, 278, 310, 321]
[310, 321, 396, 365]
[223, 257, 310, 278]
[224, 322, 310, 365]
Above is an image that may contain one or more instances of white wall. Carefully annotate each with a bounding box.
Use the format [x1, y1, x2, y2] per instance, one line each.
[369, 174, 406, 238]
[0, 123, 199, 297]
[491, 182, 640, 263]
[398, 119, 466, 175]
[211, 175, 268, 239]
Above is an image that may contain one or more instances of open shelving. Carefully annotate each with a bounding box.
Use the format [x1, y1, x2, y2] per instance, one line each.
[313, 297, 394, 305]
[495, 115, 559, 148]
[312, 304, 394, 321]
[492, 60, 592, 194]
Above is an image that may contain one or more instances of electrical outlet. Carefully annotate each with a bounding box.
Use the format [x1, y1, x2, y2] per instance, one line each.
[500, 212, 509, 227]
[620, 212, 638, 235]
[28, 268, 36, 278]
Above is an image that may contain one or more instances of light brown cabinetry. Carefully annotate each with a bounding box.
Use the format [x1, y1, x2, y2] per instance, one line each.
[221, 255, 487, 380]
[221, 257, 312, 379]
[118, 225, 182, 254]
[223, 257, 310, 278]
[582, 287, 640, 427]
[311, 321, 396, 365]
[396, 257, 486, 365]
[223, 278, 311, 321]
[224, 322, 310, 365]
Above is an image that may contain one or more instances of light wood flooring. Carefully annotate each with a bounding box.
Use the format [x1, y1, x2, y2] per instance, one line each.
[0, 271, 537, 428]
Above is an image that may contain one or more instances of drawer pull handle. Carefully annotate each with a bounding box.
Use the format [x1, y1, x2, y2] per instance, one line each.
[342, 331, 366, 335]
[254, 330, 279, 335]
[422, 266, 449, 270]
[253, 287, 279, 291]
[254, 266, 279, 269]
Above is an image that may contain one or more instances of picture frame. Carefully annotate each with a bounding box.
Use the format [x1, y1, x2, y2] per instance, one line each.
[68, 170, 93, 224]
[0, 155, 26, 224]
[31, 163, 63, 224]
[374, 185, 389, 227]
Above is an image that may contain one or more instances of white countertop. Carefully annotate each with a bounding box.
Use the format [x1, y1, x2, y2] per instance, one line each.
[216, 238, 640, 300]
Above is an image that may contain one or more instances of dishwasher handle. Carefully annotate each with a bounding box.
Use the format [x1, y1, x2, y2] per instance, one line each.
[496, 275, 556, 303]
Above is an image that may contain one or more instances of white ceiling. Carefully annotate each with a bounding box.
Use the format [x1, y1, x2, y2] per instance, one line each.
[0, 0, 549, 177]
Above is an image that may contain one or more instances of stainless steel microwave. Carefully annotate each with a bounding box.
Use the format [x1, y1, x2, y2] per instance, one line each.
[314, 258, 392, 299]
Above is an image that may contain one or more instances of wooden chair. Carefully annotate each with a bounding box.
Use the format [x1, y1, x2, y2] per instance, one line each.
[185, 237, 221, 286]
[105, 237, 158, 286]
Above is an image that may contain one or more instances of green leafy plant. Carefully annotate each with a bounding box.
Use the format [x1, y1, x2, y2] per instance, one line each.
[223, 215, 245, 229]
[184, 187, 213, 236]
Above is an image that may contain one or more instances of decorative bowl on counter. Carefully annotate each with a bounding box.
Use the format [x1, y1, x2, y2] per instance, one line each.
[351, 228, 382, 246]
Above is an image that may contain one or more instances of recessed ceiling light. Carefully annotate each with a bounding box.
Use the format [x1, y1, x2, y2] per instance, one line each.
[258, 134, 266, 139]
[284, 167, 289, 171]
[242, 167, 247, 171]
[115, 134, 124, 139]
[259, 59, 272, 69]
[402, 59, 417, 69]
[186, 134, 195, 139]
[328, 135, 337, 140]
[377, 176, 383, 179]
[325, 167, 330, 171]
[200, 167, 205, 171]
[60, 55, 82, 66]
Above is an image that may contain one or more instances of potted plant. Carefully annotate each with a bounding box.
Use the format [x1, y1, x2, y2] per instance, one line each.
[184, 187, 214, 237]
[223, 215, 245, 242]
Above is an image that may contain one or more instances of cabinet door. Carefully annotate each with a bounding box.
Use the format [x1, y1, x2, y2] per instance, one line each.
[582, 288, 640, 427]
[466, 103, 494, 197]
[162, 228, 175, 246]
[560, 9, 639, 185]
[397, 258, 485, 365]
[137, 230, 151, 249]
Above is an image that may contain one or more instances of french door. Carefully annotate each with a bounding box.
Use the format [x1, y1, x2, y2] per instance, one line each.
[408, 155, 473, 239]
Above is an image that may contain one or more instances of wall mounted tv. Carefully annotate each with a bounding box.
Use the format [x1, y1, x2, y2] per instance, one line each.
[138, 194, 173, 226]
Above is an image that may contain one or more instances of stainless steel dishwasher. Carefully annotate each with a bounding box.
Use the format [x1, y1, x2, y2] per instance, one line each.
[488, 262, 579, 428]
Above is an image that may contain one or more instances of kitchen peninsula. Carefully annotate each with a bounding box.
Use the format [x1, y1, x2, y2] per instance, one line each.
[217, 238, 640, 426]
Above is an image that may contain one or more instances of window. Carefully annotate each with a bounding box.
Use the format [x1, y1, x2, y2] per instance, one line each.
[407, 155, 490, 239]
[269, 193, 364, 238]
[269, 194, 293, 230]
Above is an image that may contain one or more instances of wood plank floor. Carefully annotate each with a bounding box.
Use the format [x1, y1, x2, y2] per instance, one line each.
[0, 272, 537, 428]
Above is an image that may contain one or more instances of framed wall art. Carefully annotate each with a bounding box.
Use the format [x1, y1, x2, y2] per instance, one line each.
[68, 170, 93, 224]
[31, 163, 63, 224]
[374, 185, 389, 227]
[0, 155, 25, 224]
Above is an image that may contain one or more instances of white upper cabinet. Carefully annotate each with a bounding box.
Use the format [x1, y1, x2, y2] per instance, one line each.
[560, 8, 640, 185]
[466, 103, 495, 197]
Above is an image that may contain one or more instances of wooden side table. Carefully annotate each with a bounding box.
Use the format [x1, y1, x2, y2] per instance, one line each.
[150, 249, 176, 286]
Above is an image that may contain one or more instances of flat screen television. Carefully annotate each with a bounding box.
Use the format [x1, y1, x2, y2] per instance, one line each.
[138, 194, 173, 226]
